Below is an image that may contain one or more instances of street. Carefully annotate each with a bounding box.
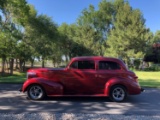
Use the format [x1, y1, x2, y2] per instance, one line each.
[0, 84, 160, 115]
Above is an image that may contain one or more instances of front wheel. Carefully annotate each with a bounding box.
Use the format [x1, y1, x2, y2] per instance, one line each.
[27, 85, 45, 100]
[109, 85, 127, 102]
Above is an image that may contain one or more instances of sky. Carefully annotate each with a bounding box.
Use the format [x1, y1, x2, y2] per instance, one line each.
[27, 0, 160, 33]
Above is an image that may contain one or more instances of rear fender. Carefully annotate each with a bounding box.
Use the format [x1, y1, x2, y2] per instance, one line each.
[104, 77, 127, 96]
[22, 78, 63, 95]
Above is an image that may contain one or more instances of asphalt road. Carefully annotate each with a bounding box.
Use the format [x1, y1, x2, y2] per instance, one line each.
[0, 84, 160, 115]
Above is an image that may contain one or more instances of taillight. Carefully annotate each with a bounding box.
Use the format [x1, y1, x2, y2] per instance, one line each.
[27, 72, 36, 79]
[134, 76, 138, 82]
[128, 75, 138, 82]
[126, 71, 138, 82]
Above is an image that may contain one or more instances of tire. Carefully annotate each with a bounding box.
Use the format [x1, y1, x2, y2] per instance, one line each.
[27, 84, 45, 100]
[109, 85, 127, 102]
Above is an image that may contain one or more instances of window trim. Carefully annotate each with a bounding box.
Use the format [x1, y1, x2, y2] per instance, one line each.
[70, 60, 95, 70]
[98, 61, 121, 70]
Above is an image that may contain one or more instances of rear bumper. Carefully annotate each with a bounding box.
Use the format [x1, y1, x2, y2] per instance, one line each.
[128, 85, 144, 95]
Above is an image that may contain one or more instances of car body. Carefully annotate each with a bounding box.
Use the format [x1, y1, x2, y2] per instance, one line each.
[20, 56, 144, 102]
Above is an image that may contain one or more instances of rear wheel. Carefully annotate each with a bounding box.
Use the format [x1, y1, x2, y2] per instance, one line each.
[109, 85, 127, 102]
[27, 85, 45, 100]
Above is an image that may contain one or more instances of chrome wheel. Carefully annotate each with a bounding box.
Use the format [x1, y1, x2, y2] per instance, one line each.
[110, 85, 126, 102]
[28, 85, 45, 100]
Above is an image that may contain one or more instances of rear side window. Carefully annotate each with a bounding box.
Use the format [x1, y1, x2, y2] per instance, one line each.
[99, 61, 121, 70]
[70, 60, 95, 69]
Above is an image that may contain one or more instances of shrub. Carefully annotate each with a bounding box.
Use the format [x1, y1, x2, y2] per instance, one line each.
[144, 64, 160, 71]
[134, 59, 141, 69]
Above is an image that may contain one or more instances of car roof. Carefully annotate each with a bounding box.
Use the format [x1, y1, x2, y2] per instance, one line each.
[72, 56, 121, 61]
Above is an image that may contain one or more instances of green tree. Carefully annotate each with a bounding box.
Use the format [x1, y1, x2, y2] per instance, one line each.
[74, 25, 100, 56]
[77, 0, 114, 55]
[58, 23, 74, 60]
[153, 30, 160, 43]
[106, 0, 151, 65]
[0, 0, 30, 75]
[4, 0, 30, 25]
[25, 14, 58, 67]
[58, 23, 94, 60]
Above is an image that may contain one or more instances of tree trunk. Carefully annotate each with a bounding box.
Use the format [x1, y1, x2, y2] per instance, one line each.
[5, 59, 9, 74]
[9, 58, 14, 75]
[100, 46, 103, 56]
[52, 61, 55, 67]
[42, 57, 45, 68]
[23, 61, 25, 72]
[15, 59, 19, 70]
[30, 59, 34, 68]
[1, 56, 6, 76]
[19, 59, 24, 72]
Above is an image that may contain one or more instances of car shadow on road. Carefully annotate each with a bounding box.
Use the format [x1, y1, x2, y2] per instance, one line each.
[44, 96, 112, 102]
[1, 85, 160, 115]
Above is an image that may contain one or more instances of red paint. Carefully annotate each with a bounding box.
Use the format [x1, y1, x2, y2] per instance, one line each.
[22, 56, 142, 97]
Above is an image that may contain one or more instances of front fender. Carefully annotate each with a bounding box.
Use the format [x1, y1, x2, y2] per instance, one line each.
[104, 77, 127, 96]
[22, 77, 63, 95]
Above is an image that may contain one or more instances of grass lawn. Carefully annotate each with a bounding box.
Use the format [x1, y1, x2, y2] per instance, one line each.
[0, 71, 160, 88]
[0, 72, 26, 83]
[135, 71, 160, 88]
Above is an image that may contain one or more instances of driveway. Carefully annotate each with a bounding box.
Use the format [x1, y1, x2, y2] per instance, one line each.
[0, 84, 160, 115]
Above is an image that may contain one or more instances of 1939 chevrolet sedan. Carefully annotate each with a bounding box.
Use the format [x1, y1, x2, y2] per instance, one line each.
[20, 56, 144, 102]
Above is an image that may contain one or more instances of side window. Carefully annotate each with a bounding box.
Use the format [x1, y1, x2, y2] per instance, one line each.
[70, 61, 78, 69]
[70, 60, 95, 69]
[78, 61, 95, 69]
[99, 61, 121, 70]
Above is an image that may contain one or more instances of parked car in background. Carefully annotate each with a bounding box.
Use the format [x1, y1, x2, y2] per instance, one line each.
[20, 56, 144, 102]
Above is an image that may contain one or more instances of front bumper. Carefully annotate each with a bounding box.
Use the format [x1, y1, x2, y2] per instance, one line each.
[19, 88, 22, 92]
[141, 88, 145, 92]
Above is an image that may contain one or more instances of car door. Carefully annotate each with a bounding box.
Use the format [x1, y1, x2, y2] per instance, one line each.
[96, 61, 121, 93]
[61, 60, 97, 95]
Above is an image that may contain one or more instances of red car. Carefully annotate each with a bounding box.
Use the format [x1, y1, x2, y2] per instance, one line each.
[20, 56, 144, 102]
